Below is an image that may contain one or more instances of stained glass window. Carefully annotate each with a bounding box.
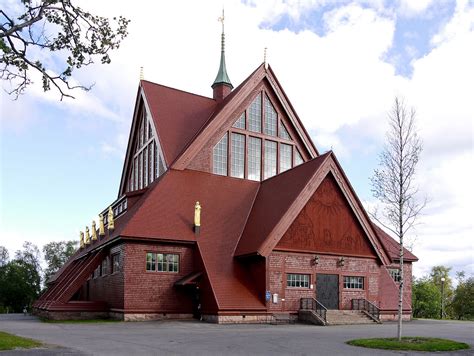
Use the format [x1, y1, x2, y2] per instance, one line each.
[295, 149, 303, 166]
[264, 95, 277, 136]
[213, 133, 228, 176]
[233, 112, 245, 129]
[264, 140, 277, 179]
[280, 143, 292, 173]
[231, 133, 245, 178]
[248, 93, 262, 133]
[247, 137, 261, 181]
[279, 121, 291, 140]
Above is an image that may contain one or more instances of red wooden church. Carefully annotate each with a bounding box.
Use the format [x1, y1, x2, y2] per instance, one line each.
[34, 26, 417, 324]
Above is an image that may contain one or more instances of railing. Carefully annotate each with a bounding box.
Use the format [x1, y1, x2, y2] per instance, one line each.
[300, 297, 327, 324]
[352, 298, 380, 322]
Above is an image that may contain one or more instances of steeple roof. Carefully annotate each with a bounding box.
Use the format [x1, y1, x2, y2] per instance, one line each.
[212, 11, 232, 89]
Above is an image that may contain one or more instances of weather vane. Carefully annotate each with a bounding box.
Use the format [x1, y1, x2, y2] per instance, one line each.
[218, 8, 225, 32]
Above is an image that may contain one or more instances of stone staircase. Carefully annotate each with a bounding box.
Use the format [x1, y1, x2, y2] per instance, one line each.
[325, 310, 377, 325]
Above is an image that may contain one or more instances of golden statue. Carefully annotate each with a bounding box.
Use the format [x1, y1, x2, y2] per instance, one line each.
[85, 226, 91, 245]
[80, 231, 84, 248]
[108, 206, 115, 231]
[99, 214, 105, 236]
[91, 220, 98, 241]
[194, 201, 201, 227]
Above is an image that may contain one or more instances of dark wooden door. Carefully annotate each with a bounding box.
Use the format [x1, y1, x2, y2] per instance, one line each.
[316, 274, 339, 309]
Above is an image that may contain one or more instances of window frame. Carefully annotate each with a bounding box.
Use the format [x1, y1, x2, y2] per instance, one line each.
[111, 253, 120, 274]
[388, 268, 401, 282]
[343, 276, 364, 289]
[286, 273, 311, 289]
[145, 252, 180, 273]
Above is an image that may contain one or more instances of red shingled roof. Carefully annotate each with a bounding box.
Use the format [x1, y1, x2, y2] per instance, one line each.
[122, 169, 264, 310]
[141, 81, 217, 165]
[372, 223, 419, 262]
[235, 153, 330, 257]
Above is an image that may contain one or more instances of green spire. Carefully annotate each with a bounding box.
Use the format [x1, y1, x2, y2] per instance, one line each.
[212, 10, 233, 89]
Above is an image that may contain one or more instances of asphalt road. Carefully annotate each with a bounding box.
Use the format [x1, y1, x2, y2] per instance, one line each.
[0, 315, 473, 355]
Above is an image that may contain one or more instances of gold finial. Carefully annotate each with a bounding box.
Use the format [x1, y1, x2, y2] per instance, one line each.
[264, 47, 268, 70]
[139, 66, 144, 80]
[108, 206, 115, 231]
[99, 214, 105, 236]
[80, 231, 84, 248]
[91, 220, 98, 241]
[218, 8, 225, 33]
[85, 226, 91, 245]
[194, 201, 201, 227]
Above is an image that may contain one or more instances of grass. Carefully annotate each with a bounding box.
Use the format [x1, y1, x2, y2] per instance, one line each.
[41, 318, 121, 324]
[347, 337, 470, 352]
[0, 331, 42, 351]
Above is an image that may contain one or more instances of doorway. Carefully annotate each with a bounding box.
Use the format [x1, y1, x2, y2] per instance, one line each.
[316, 274, 339, 309]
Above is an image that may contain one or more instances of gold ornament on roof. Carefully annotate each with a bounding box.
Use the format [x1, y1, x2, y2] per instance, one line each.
[139, 66, 144, 80]
[80, 231, 84, 248]
[91, 220, 98, 241]
[85, 226, 90, 245]
[194, 201, 201, 227]
[99, 214, 105, 236]
[108, 206, 115, 231]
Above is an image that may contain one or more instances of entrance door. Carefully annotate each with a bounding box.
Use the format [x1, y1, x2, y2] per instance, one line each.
[316, 274, 339, 309]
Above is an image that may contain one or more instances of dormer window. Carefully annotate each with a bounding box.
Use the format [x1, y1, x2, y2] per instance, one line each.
[212, 91, 307, 181]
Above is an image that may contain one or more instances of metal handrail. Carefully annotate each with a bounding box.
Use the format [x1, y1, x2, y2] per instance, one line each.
[300, 297, 327, 323]
[352, 298, 380, 321]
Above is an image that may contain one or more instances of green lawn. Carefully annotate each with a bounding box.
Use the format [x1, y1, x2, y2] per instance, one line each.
[347, 337, 470, 352]
[41, 318, 121, 324]
[0, 331, 42, 351]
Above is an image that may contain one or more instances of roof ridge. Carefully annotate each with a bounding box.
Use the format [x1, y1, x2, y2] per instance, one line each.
[140, 80, 214, 101]
[260, 151, 331, 184]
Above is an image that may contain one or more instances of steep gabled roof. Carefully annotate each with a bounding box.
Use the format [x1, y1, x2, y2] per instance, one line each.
[141, 81, 217, 166]
[173, 63, 319, 170]
[372, 223, 419, 262]
[121, 169, 265, 311]
[235, 153, 330, 257]
[235, 151, 391, 265]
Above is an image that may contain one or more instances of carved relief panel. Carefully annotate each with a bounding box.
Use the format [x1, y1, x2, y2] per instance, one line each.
[276, 174, 376, 257]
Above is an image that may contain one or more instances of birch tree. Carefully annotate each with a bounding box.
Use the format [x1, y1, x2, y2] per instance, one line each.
[371, 97, 425, 340]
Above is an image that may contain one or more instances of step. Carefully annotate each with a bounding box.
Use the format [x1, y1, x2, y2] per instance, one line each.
[325, 310, 376, 325]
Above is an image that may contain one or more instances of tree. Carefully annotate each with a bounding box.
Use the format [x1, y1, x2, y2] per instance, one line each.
[1, 1, 130, 100]
[370, 97, 425, 340]
[412, 277, 441, 319]
[43, 240, 77, 284]
[0, 246, 9, 267]
[0, 242, 41, 312]
[451, 276, 474, 320]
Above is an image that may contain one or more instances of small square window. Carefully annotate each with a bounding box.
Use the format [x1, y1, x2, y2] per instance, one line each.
[343, 276, 364, 289]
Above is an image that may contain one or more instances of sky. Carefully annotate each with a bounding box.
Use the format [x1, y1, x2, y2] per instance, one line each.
[0, 0, 473, 281]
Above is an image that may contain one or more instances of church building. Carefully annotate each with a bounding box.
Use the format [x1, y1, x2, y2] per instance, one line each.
[34, 22, 417, 324]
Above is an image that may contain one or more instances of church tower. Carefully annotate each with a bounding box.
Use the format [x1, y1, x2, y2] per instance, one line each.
[212, 10, 233, 101]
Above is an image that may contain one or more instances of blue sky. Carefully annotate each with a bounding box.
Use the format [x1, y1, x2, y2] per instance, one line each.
[1, 0, 473, 280]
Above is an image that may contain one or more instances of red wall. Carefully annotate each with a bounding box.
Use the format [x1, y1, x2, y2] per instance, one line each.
[87, 244, 125, 310]
[267, 252, 381, 312]
[123, 242, 195, 313]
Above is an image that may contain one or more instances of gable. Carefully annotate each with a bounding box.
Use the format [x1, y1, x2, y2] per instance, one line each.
[174, 64, 318, 173]
[118, 90, 167, 196]
[276, 174, 377, 258]
[186, 70, 315, 180]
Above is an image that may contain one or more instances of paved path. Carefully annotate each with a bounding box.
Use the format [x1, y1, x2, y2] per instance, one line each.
[0, 315, 473, 355]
